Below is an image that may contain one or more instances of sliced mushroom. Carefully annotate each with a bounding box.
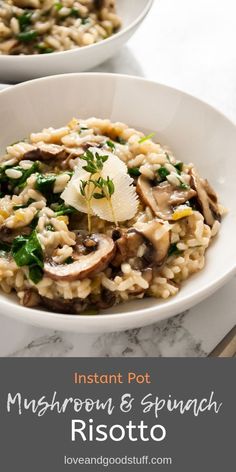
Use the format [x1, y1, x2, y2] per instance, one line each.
[13, 0, 40, 8]
[112, 220, 170, 268]
[136, 176, 157, 214]
[22, 290, 41, 308]
[111, 230, 144, 268]
[23, 143, 67, 162]
[137, 176, 196, 220]
[190, 167, 221, 227]
[133, 220, 170, 266]
[44, 234, 116, 282]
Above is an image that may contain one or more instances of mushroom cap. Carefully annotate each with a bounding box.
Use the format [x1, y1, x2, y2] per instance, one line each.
[44, 234, 116, 282]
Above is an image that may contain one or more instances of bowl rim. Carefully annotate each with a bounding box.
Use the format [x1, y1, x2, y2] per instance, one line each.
[0, 0, 154, 61]
[0, 71, 236, 329]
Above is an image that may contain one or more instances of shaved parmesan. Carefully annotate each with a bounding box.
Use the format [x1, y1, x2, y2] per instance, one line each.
[61, 147, 139, 223]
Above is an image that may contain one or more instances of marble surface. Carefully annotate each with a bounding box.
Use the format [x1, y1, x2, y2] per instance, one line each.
[0, 0, 236, 357]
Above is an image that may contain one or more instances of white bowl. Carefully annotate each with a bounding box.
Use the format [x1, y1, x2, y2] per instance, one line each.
[0, 73, 236, 333]
[0, 0, 153, 83]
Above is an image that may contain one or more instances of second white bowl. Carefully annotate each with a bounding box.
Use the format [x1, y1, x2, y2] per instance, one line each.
[0, 0, 153, 83]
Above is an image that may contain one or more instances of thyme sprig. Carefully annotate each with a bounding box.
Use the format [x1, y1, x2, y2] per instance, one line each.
[80, 150, 116, 232]
[81, 149, 108, 173]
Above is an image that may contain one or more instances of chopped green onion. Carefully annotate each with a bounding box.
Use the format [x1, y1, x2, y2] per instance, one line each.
[178, 179, 190, 190]
[36, 44, 54, 54]
[54, 2, 63, 11]
[138, 133, 155, 144]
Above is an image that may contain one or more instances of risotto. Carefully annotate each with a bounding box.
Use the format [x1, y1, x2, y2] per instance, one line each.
[0, 117, 223, 314]
[0, 0, 121, 55]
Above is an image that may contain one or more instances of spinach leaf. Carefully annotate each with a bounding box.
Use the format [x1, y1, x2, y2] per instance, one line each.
[115, 136, 127, 145]
[53, 203, 77, 216]
[17, 11, 33, 31]
[65, 256, 74, 265]
[17, 30, 38, 42]
[17, 162, 40, 189]
[12, 230, 44, 284]
[0, 242, 11, 252]
[0, 163, 16, 189]
[12, 235, 29, 255]
[157, 166, 170, 181]
[168, 243, 182, 257]
[0, 242, 11, 257]
[29, 266, 43, 285]
[0, 162, 39, 195]
[174, 162, 183, 173]
[128, 167, 141, 177]
[70, 7, 81, 17]
[30, 213, 39, 230]
[35, 174, 56, 203]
